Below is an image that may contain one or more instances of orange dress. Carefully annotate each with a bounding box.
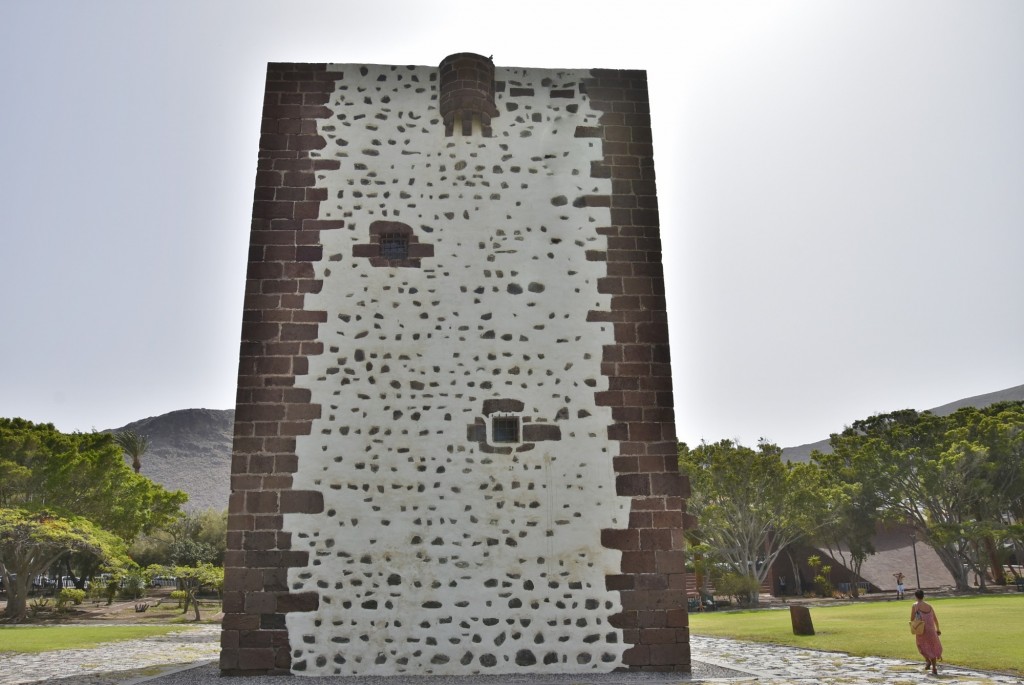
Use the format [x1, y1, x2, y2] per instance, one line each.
[912, 603, 943, 660]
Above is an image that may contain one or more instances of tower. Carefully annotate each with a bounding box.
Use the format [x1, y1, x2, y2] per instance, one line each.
[221, 54, 690, 676]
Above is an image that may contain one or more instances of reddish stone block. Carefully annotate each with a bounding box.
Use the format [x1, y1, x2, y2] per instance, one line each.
[637, 321, 669, 344]
[246, 491, 278, 514]
[640, 528, 672, 551]
[611, 406, 642, 422]
[222, 592, 244, 614]
[262, 567, 290, 592]
[613, 455, 639, 473]
[620, 551, 656, 574]
[522, 424, 561, 441]
[616, 474, 650, 496]
[240, 322, 280, 343]
[650, 472, 686, 497]
[278, 420, 312, 437]
[227, 514, 254, 532]
[279, 550, 310, 566]
[222, 613, 261, 630]
[601, 528, 639, 551]
[628, 511, 652, 528]
[641, 628, 676, 644]
[622, 644, 650, 667]
[219, 649, 239, 670]
[638, 454, 668, 473]
[637, 609, 668, 628]
[252, 201, 294, 220]
[629, 422, 663, 441]
[666, 608, 688, 628]
[609, 610, 638, 628]
[237, 647, 277, 671]
[293, 201, 320, 220]
[607, 423, 629, 441]
[277, 591, 320, 613]
[667, 573, 688, 590]
[242, 530, 277, 551]
[636, 574, 669, 591]
[648, 642, 689, 667]
[248, 454, 276, 473]
[605, 574, 635, 591]
[274, 645, 293, 670]
[244, 592, 278, 614]
[295, 245, 323, 262]
[273, 453, 299, 472]
[289, 135, 326, 151]
[631, 496, 666, 511]
[280, 489, 324, 514]
[655, 551, 686, 574]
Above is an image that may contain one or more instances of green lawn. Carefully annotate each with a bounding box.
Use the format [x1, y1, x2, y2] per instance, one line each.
[0, 625, 187, 653]
[689, 594, 1024, 675]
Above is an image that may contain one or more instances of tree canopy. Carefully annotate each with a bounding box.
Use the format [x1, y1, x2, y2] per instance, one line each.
[814, 401, 1024, 591]
[0, 508, 127, 620]
[678, 440, 835, 605]
[0, 418, 186, 541]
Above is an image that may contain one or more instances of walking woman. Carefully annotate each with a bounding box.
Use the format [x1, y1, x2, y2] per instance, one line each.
[910, 589, 943, 674]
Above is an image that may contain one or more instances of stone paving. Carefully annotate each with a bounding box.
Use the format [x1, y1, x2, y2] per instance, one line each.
[0, 627, 1021, 684]
[0, 625, 220, 685]
[688, 636, 1023, 684]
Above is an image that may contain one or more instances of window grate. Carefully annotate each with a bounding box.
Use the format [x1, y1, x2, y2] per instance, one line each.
[379, 233, 409, 260]
[492, 417, 520, 444]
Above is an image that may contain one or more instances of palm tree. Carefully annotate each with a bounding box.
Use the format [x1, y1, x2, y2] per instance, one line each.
[114, 429, 149, 474]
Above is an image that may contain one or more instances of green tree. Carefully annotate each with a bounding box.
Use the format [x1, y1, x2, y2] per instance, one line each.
[678, 440, 835, 606]
[171, 562, 224, 621]
[0, 508, 127, 621]
[113, 429, 149, 474]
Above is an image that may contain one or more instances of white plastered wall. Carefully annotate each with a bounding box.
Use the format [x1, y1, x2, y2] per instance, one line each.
[286, 64, 629, 676]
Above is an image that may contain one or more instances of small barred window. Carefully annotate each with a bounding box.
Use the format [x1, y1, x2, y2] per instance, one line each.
[492, 416, 520, 444]
[380, 233, 409, 260]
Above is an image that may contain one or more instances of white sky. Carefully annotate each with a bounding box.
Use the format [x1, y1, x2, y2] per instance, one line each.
[1, 0, 1021, 448]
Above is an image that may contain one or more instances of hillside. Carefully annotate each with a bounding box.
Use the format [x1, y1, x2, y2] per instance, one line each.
[781, 383, 1024, 463]
[111, 408, 234, 512]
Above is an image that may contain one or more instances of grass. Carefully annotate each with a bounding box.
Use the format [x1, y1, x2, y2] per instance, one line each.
[0, 625, 187, 653]
[689, 594, 1024, 675]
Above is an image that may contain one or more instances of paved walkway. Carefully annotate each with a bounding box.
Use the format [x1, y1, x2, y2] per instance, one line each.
[0, 627, 1020, 684]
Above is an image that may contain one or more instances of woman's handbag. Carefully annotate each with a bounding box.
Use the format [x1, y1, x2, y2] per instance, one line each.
[910, 609, 925, 635]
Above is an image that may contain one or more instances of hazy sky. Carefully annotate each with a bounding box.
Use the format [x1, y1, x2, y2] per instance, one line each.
[2, 0, 1021, 448]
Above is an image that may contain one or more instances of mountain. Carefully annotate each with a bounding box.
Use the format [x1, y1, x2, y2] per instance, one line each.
[111, 408, 234, 512]
[782, 383, 1024, 463]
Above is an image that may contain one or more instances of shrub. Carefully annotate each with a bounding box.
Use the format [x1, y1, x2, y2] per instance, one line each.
[28, 598, 51, 617]
[55, 588, 86, 610]
[118, 572, 147, 600]
[169, 590, 187, 608]
[807, 554, 833, 597]
[716, 572, 762, 607]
